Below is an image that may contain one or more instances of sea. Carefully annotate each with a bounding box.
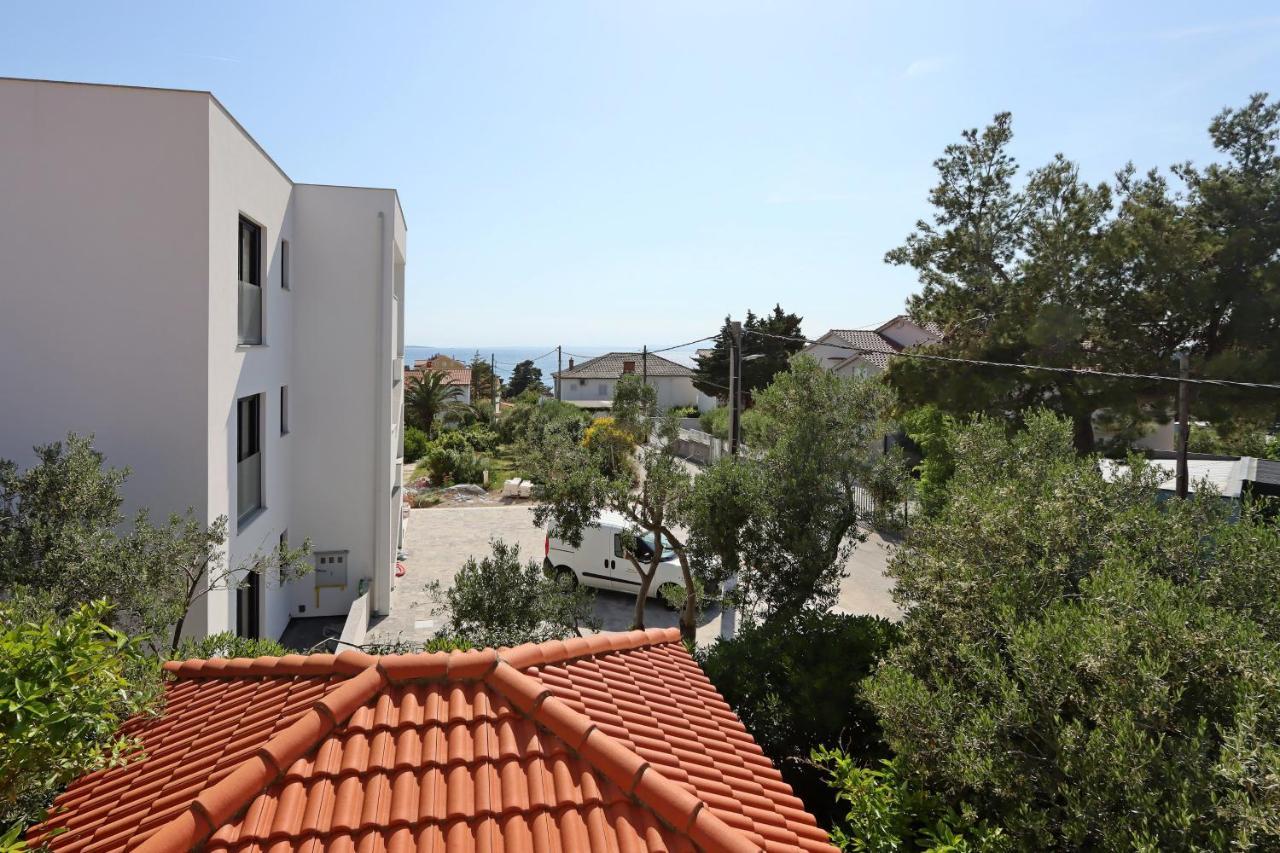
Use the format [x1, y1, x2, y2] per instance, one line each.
[406, 345, 701, 382]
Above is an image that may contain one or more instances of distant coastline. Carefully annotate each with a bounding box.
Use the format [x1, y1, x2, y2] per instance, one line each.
[405, 345, 699, 381]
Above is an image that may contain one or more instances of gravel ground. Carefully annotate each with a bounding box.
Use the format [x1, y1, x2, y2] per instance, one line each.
[366, 505, 900, 648]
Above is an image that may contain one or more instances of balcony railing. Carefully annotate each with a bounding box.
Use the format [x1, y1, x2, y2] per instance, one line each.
[237, 452, 261, 523]
[238, 280, 262, 345]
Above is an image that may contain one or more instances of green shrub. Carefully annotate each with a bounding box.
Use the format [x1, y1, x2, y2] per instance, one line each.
[813, 750, 1006, 853]
[171, 631, 287, 660]
[0, 600, 160, 832]
[700, 611, 901, 825]
[402, 426, 430, 462]
[451, 450, 486, 485]
[426, 539, 599, 647]
[433, 431, 470, 453]
[423, 446, 453, 484]
[696, 405, 768, 445]
[460, 427, 498, 453]
[866, 411, 1280, 849]
[667, 405, 698, 419]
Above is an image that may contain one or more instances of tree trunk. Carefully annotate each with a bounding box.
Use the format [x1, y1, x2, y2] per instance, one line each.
[676, 552, 697, 645]
[630, 556, 658, 630]
[1072, 411, 1096, 455]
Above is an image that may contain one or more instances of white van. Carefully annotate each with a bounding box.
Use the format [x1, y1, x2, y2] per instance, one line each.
[543, 511, 686, 603]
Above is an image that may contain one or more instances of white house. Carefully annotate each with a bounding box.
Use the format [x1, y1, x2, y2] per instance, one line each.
[799, 315, 941, 377]
[0, 78, 407, 643]
[553, 352, 716, 413]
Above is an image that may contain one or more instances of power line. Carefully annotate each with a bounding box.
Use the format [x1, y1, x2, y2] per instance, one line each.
[648, 335, 717, 355]
[742, 328, 1280, 393]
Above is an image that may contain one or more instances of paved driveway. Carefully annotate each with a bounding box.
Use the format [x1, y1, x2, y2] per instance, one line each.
[366, 505, 900, 648]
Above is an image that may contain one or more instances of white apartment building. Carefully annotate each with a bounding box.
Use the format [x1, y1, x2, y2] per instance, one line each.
[0, 78, 407, 642]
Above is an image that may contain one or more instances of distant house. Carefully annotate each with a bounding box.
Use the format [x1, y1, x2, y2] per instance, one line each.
[1101, 454, 1280, 503]
[553, 352, 716, 413]
[405, 355, 472, 405]
[800, 315, 941, 378]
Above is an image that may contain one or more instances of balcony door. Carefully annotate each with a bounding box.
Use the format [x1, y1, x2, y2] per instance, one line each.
[238, 216, 262, 344]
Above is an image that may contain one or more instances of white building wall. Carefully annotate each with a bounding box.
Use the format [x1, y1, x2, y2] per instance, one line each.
[289, 184, 403, 621]
[0, 79, 213, 622]
[800, 337, 867, 374]
[206, 100, 296, 642]
[0, 79, 405, 644]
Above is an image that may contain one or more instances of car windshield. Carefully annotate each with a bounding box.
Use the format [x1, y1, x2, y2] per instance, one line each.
[637, 532, 676, 562]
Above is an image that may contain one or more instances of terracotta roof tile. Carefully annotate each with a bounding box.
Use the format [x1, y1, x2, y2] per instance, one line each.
[30, 629, 834, 852]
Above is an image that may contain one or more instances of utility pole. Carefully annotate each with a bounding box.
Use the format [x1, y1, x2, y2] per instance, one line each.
[1176, 350, 1190, 499]
[642, 345, 648, 387]
[491, 353, 499, 416]
[556, 346, 562, 401]
[729, 320, 743, 455]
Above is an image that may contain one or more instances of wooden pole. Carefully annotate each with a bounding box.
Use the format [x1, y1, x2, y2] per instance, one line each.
[729, 321, 743, 455]
[1176, 350, 1190, 499]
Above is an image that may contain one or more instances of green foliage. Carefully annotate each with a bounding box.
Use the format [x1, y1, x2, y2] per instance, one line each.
[0, 600, 160, 832]
[581, 417, 636, 477]
[899, 406, 957, 517]
[866, 410, 1280, 849]
[421, 445, 486, 486]
[737, 359, 900, 619]
[1189, 421, 1280, 459]
[504, 360, 546, 399]
[693, 305, 806, 401]
[696, 405, 768, 445]
[497, 394, 591, 445]
[610, 374, 657, 441]
[362, 636, 472, 655]
[887, 95, 1280, 451]
[666, 405, 698, 419]
[469, 352, 500, 402]
[813, 750, 1005, 853]
[700, 612, 901, 825]
[405, 370, 465, 436]
[171, 631, 287, 660]
[0, 435, 312, 652]
[426, 539, 599, 648]
[524, 404, 698, 637]
[402, 425, 430, 462]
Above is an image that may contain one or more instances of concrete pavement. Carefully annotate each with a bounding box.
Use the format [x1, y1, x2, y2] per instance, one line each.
[366, 504, 900, 648]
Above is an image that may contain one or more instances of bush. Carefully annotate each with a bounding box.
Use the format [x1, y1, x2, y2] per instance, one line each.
[667, 405, 698, 419]
[426, 539, 599, 647]
[866, 410, 1280, 849]
[813, 750, 1006, 853]
[402, 426, 430, 462]
[700, 611, 901, 825]
[451, 449, 486, 485]
[171, 631, 287, 660]
[423, 446, 453, 484]
[0, 600, 160, 832]
[696, 405, 768, 445]
[421, 444, 487, 486]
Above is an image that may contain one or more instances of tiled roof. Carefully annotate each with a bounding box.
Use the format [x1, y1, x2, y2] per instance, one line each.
[825, 330, 899, 370]
[29, 629, 833, 853]
[407, 367, 472, 387]
[553, 353, 693, 380]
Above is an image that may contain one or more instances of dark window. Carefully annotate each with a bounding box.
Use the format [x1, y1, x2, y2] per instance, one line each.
[238, 217, 263, 344]
[239, 217, 261, 285]
[623, 361, 635, 374]
[236, 571, 261, 639]
[237, 395, 261, 461]
[280, 239, 290, 290]
[280, 385, 289, 435]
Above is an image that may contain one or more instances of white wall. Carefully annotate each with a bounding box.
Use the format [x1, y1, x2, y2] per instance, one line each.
[0, 79, 213, 618]
[557, 373, 708, 411]
[289, 184, 403, 620]
[206, 100, 296, 641]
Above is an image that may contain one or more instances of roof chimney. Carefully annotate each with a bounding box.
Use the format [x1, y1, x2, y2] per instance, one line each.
[623, 360, 636, 374]
[568, 358, 575, 369]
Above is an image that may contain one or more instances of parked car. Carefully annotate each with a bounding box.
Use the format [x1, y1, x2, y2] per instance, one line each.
[543, 511, 686, 603]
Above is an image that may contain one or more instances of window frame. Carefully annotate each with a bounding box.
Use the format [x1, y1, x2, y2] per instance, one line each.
[280, 385, 289, 436]
[237, 215, 264, 346]
[236, 393, 264, 526]
[280, 239, 290, 290]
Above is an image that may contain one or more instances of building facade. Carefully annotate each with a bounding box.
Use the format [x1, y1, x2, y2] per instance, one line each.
[553, 352, 716, 413]
[0, 78, 407, 641]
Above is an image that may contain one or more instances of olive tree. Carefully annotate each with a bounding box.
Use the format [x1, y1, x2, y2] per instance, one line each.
[864, 411, 1280, 849]
[522, 375, 702, 641]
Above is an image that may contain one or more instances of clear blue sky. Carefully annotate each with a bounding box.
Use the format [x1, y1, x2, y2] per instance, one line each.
[5, 2, 1278, 347]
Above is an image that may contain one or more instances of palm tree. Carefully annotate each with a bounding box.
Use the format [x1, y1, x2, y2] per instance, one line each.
[405, 371, 465, 436]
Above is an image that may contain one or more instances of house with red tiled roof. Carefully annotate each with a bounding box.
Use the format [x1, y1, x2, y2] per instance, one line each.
[29, 629, 834, 853]
[406, 356, 473, 406]
[798, 316, 940, 378]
